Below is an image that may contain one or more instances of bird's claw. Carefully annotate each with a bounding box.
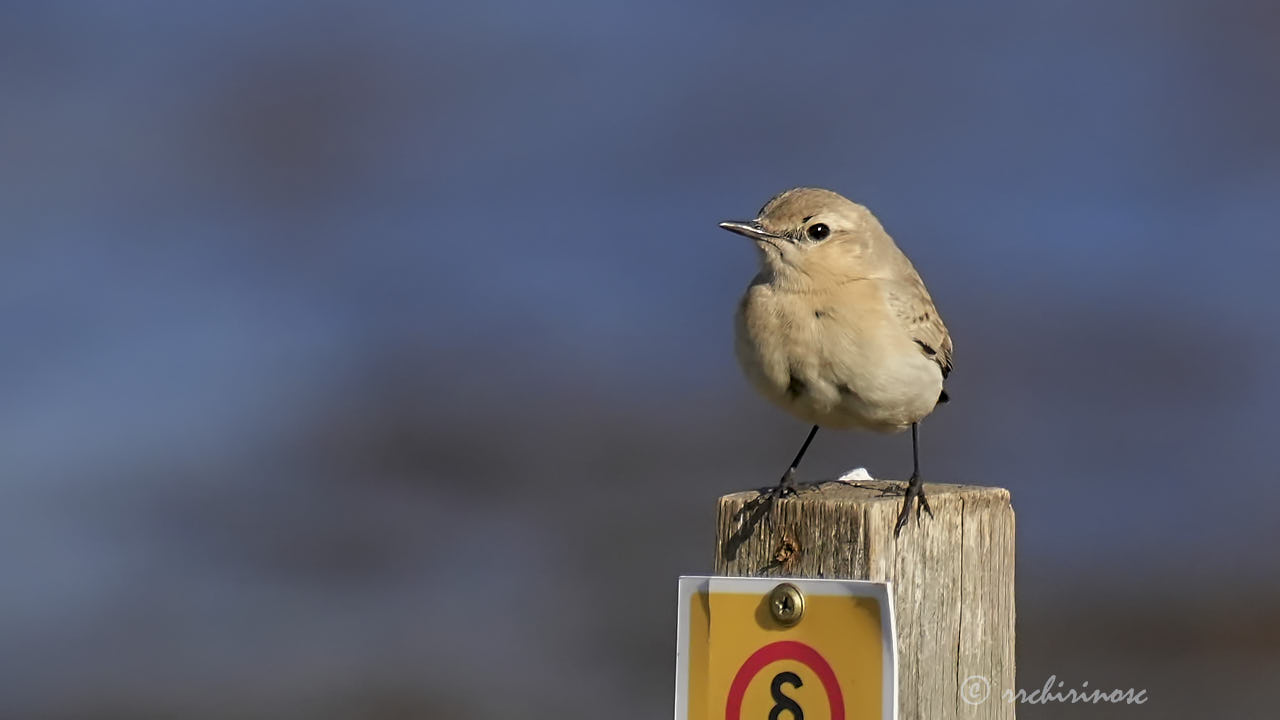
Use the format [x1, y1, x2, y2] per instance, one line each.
[769, 468, 800, 499]
[893, 473, 930, 538]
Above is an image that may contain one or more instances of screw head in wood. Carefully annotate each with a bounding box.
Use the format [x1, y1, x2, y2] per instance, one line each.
[769, 583, 804, 627]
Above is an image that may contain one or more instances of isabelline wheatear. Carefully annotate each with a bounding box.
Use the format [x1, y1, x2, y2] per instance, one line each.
[721, 187, 953, 536]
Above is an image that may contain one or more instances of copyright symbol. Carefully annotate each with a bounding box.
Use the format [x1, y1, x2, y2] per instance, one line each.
[961, 675, 990, 705]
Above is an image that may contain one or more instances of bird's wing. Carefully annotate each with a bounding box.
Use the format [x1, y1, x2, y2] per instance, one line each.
[883, 276, 953, 379]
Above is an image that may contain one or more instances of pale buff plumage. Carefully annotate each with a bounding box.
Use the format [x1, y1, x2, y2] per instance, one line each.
[726, 187, 951, 434]
[720, 187, 952, 533]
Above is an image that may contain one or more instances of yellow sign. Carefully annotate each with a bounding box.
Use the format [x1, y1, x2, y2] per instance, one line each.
[675, 577, 896, 720]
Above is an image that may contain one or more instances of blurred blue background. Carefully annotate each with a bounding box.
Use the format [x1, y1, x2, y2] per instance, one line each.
[3, 1, 1278, 717]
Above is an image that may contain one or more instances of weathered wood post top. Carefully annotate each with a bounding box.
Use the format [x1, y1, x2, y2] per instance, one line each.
[716, 480, 1015, 720]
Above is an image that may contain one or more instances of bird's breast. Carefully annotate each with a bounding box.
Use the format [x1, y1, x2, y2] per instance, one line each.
[735, 282, 942, 432]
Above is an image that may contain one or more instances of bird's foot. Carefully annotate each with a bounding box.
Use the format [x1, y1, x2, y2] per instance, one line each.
[893, 472, 933, 538]
[767, 467, 801, 500]
[873, 483, 906, 497]
[731, 468, 804, 534]
[832, 479, 908, 498]
[751, 467, 827, 504]
[832, 479, 904, 497]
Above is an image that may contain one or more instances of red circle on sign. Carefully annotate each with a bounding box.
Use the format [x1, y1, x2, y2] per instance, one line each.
[724, 640, 844, 720]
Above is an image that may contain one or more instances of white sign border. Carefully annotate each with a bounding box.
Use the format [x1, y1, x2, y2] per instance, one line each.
[675, 575, 897, 720]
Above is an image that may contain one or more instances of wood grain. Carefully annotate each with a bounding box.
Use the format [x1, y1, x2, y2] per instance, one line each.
[715, 480, 1015, 720]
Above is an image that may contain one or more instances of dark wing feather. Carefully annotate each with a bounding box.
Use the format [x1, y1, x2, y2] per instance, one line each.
[885, 278, 953, 380]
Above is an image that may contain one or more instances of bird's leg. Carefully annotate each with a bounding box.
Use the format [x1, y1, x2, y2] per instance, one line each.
[733, 425, 822, 536]
[769, 425, 819, 499]
[894, 423, 934, 537]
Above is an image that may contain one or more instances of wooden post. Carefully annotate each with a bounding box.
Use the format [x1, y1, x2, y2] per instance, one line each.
[716, 480, 1015, 720]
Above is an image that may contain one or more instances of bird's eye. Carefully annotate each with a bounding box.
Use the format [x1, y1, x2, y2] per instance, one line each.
[807, 223, 830, 241]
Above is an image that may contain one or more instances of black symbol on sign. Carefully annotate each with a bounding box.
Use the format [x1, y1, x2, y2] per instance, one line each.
[769, 671, 803, 720]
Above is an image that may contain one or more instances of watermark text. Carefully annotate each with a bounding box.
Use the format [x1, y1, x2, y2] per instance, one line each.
[961, 675, 1149, 706]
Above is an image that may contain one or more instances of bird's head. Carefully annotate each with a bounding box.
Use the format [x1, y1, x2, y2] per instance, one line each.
[720, 187, 891, 288]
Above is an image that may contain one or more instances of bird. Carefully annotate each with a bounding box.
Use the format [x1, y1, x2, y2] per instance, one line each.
[720, 187, 953, 536]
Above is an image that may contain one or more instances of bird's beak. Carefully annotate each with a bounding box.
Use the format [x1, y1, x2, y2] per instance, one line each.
[718, 220, 783, 242]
